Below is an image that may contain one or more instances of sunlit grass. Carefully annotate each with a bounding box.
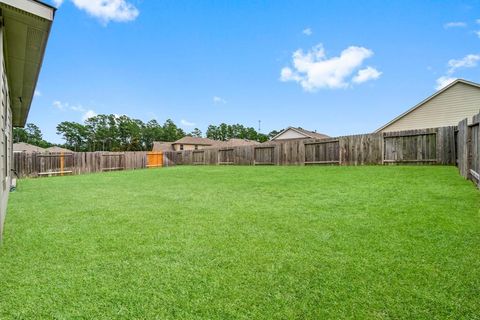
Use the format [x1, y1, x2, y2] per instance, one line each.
[0, 166, 479, 319]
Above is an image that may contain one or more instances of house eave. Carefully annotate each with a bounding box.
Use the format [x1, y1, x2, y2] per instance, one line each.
[1, 0, 55, 127]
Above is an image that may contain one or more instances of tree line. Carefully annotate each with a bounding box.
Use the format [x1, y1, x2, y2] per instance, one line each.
[13, 114, 279, 152]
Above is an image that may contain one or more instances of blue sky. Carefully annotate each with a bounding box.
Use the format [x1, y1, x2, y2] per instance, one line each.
[33, 0, 480, 143]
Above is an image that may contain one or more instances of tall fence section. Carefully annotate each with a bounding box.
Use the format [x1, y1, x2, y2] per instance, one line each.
[457, 113, 480, 187]
[163, 126, 457, 167]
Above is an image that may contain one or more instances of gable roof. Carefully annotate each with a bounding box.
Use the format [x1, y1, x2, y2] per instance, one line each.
[271, 127, 330, 140]
[13, 142, 45, 153]
[375, 79, 480, 133]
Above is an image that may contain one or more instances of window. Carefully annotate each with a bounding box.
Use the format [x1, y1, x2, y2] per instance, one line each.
[180, 144, 184, 151]
[195, 145, 198, 150]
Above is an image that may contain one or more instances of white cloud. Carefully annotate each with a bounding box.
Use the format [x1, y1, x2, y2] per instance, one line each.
[352, 66, 382, 84]
[444, 21, 467, 28]
[213, 96, 227, 104]
[52, 100, 97, 121]
[435, 76, 456, 90]
[82, 110, 97, 121]
[53, 100, 65, 110]
[477, 19, 480, 24]
[180, 119, 195, 127]
[280, 44, 381, 91]
[435, 54, 480, 90]
[34, 90, 42, 97]
[52, 0, 64, 8]
[447, 54, 480, 73]
[302, 28, 313, 36]
[53, 0, 139, 23]
[475, 31, 480, 38]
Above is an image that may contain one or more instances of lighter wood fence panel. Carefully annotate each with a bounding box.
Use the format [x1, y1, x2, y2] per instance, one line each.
[218, 149, 234, 164]
[457, 119, 469, 179]
[304, 140, 339, 164]
[254, 147, 275, 165]
[193, 151, 205, 165]
[14, 151, 148, 178]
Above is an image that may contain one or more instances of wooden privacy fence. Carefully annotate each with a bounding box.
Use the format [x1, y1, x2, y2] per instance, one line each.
[457, 112, 480, 187]
[163, 126, 457, 167]
[14, 151, 151, 178]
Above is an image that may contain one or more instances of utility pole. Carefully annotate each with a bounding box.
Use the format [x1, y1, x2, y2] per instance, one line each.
[258, 120, 261, 132]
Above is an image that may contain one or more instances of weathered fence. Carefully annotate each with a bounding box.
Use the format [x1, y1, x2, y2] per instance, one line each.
[163, 126, 457, 167]
[457, 112, 480, 187]
[14, 152, 149, 178]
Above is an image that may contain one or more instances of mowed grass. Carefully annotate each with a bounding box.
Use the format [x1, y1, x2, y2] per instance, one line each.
[0, 166, 479, 319]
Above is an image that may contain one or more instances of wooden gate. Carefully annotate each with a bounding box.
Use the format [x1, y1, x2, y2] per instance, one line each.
[304, 140, 340, 165]
[147, 152, 163, 168]
[37, 153, 74, 176]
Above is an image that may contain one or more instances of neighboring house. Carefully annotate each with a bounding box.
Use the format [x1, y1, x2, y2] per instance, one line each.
[152, 138, 260, 151]
[270, 127, 330, 141]
[376, 79, 480, 132]
[172, 137, 221, 151]
[0, 0, 55, 239]
[13, 142, 46, 153]
[46, 146, 73, 153]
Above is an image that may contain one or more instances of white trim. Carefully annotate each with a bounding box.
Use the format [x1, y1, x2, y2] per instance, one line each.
[375, 79, 480, 133]
[0, 0, 55, 20]
[271, 127, 310, 140]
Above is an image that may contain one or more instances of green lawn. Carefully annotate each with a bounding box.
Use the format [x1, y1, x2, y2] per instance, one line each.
[0, 166, 479, 319]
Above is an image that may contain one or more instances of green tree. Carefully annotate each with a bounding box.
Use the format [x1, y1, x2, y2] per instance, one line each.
[56, 122, 89, 151]
[162, 119, 185, 142]
[189, 128, 202, 138]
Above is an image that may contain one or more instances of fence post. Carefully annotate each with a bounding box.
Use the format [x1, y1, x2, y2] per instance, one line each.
[457, 118, 469, 179]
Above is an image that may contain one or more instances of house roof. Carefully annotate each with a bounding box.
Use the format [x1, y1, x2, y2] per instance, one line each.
[13, 142, 45, 153]
[172, 137, 222, 146]
[221, 138, 260, 147]
[46, 146, 73, 153]
[0, 0, 56, 127]
[271, 127, 330, 140]
[152, 141, 173, 152]
[375, 79, 480, 132]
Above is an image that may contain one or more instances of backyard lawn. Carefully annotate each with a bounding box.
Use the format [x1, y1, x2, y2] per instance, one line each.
[0, 166, 479, 319]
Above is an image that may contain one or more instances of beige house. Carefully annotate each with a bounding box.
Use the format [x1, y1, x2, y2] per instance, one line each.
[171, 137, 221, 151]
[376, 79, 480, 132]
[270, 127, 329, 141]
[0, 0, 55, 239]
[153, 137, 260, 152]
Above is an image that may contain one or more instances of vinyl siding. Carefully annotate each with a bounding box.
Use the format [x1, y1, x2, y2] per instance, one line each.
[0, 25, 12, 240]
[381, 82, 480, 132]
